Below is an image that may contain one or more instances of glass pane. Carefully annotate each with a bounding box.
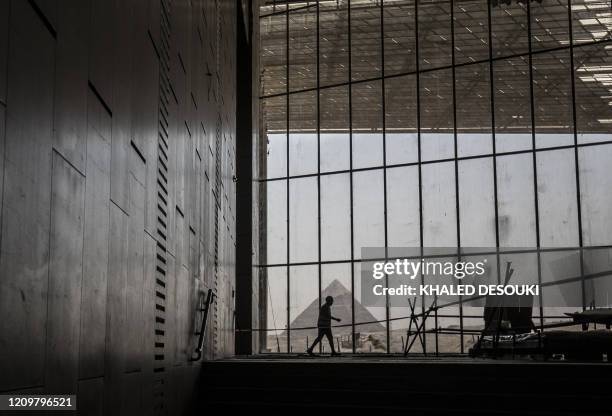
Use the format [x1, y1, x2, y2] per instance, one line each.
[385, 75, 418, 165]
[384, 1, 416, 75]
[289, 177, 318, 263]
[533, 50, 574, 149]
[262, 95, 287, 179]
[321, 263, 353, 353]
[459, 158, 496, 247]
[386, 166, 420, 247]
[422, 161, 457, 247]
[354, 262, 387, 352]
[266, 180, 287, 265]
[260, 13, 287, 96]
[264, 266, 287, 352]
[289, 265, 319, 353]
[456, 63, 493, 157]
[574, 44, 612, 144]
[320, 86, 350, 172]
[572, 0, 612, 45]
[353, 169, 385, 259]
[320, 2, 349, 86]
[583, 248, 612, 308]
[491, 0, 528, 57]
[418, 0, 452, 70]
[540, 250, 582, 314]
[496, 154, 537, 247]
[389, 294, 413, 353]
[498, 252, 539, 287]
[419, 253, 462, 354]
[288, 3, 308, 12]
[351, 0, 382, 81]
[321, 173, 351, 262]
[536, 149, 579, 247]
[420, 68, 454, 161]
[462, 316, 484, 353]
[497, 252, 540, 324]
[289, 91, 317, 176]
[579, 144, 612, 246]
[260, 3, 287, 15]
[453, 0, 489, 64]
[494, 57, 532, 153]
[352, 80, 384, 168]
[540, 249, 581, 284]
[531, 0, 570, 51]
[289, 8, 317, 91]
[541, 285, 583, 319]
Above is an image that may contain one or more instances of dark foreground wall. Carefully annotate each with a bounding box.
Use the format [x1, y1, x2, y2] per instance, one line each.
[0, 0, 237, 414]
[202, 359, 611, 415]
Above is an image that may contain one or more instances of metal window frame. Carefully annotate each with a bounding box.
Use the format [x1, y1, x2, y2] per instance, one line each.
[259, 0, 612, 354]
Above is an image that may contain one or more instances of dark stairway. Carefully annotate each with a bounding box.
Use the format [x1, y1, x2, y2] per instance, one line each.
[200, 358, 610, 415]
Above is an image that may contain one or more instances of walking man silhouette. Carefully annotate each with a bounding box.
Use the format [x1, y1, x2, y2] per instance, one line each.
[307, 295, 341, 356]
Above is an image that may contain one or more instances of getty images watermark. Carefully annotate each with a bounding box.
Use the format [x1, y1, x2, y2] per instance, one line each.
[371, 257, 539, 296]
[360, 247, 591, 308]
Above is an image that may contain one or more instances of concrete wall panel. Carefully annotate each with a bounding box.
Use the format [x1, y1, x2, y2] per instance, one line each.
[125, 171, 145, 373]
[45, 152, 85, 393]
[176, 264, 189, 365]
[33, 0, 57, 33]
[140, 233, 157, 414]
[0, 107, 4, 240]
[45, 151, 86, 394]
[53, 0, 89, 173]
[89, 0, 114, 108]
[0, 0, 238, 411]
[106, 203, 128, 376]
[78, 377, 104, 416]
[131, 38, 158, 155]
[0, 0, 9, 104]
[174, 209, 186, 365]
[0, 0, 55, 390]
[121, 372, 142, 416]
[109, 0, 134, 212]
[166, 98, 178, 256]
[148, 0, 161, 54]
[164, 252, 176, 369]
[79, 93, 112, 379]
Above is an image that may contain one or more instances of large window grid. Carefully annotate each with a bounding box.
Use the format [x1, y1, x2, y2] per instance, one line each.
[259, 0, 612, 354]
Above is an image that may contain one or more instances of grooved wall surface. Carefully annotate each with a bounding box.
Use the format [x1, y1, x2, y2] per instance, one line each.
[0, 0, 237, 414]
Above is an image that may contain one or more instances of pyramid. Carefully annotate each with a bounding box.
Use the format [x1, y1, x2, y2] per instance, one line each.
[286, 279, 385, 336]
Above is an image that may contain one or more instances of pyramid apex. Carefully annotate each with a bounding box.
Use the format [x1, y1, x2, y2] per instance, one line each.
[322, 279, 349, 298]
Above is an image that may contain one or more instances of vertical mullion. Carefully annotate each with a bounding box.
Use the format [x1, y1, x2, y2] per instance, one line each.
[415, 0, 426, 354]
[450, 0, 463, 354]
[285, 6, 291, 353]
[381, 0, 390, 354]
[348, 0, 356, 354]
[567, 0, 586, 313]
[527, 0, 544, 332]
[316, 0, 323, 350]
[488, 0, 503, 341]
